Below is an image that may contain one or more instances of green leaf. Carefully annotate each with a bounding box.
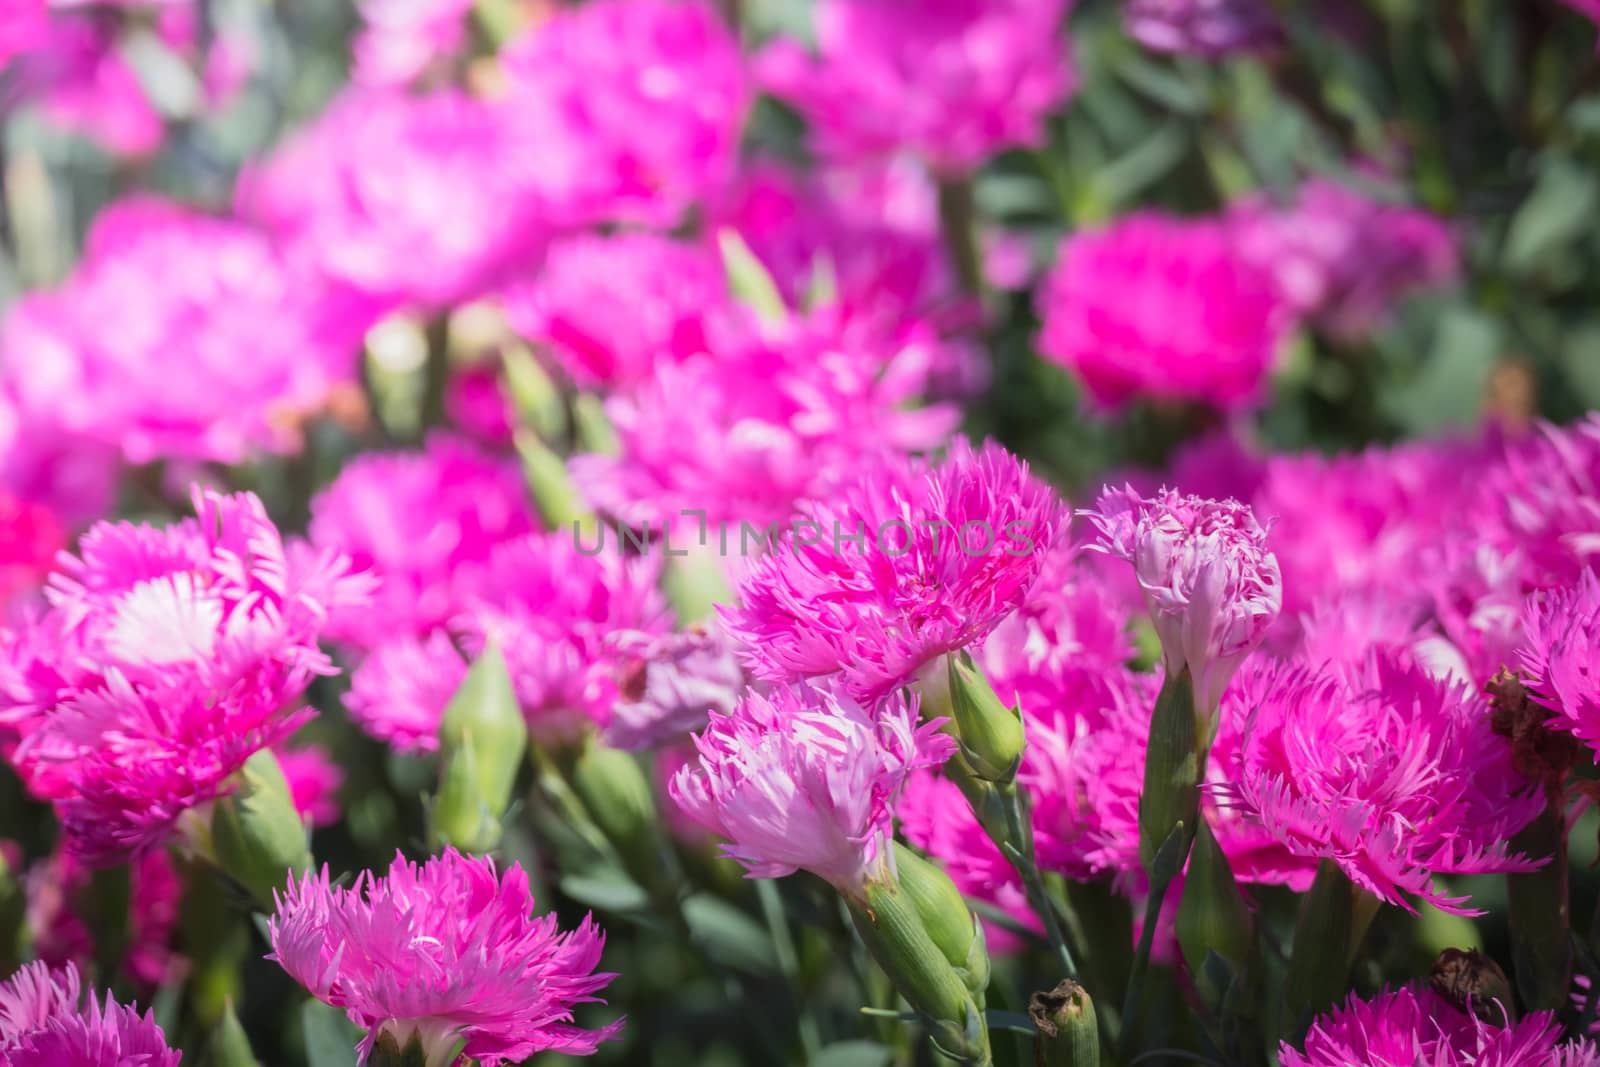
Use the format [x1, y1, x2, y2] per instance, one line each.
[301, 999, 360, 1067]
[717, 229, 787, 325]
[558, 871, 651, 913]
[810, 1041, 896, 1067]
[683, 893, 779, 974]
[1380, 308, 1500, 434]
[1503, 158, 1598, 275]
[203, 1001, 261, 1067]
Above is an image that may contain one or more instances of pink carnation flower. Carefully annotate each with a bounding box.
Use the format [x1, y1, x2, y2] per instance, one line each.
[270, 849, 622, 1065]
[758, 0, 1076, 175]
[27, 846, 184, 988]
[500, 0, 748, 227]
[1124, 0, 1282, 58]
[453, 533, 671, 741]
[343, 630, 469, 754]
[1038, 213, 1292, 411]
[277, 743, 345, 828]
[1220, 655, 1543, 914]
[309, 434, 536, 651]
[724, 439, 1068, 701]
[1478, 416, 1600, 588]
[0, 491, 64, 615]
[671, 681, 954, 894]
[0, 961, 181, 1067]
[2, 487, 369, 864]
[1519, 572, 1600, 751]
[354, 0, 473, 87]
[604, 624, 749, 751]
[1, 197, 360, 466]
[1281, 985, 1600, 1067]
[1084, 486, 1282, 714]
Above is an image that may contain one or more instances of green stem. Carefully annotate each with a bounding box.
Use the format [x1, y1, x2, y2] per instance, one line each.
[936, 175, 984, 298]
[1507, 800, 1571, 1012]
[757, 880, 823, 1059]
[1279, 861, 1378, 1041]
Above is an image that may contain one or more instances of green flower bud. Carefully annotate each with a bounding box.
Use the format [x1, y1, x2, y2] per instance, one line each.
[565, 740, 663, 893]
[947, 651, 1024, 784]
[1138, 667, 1202, 877]
[500, 346, 569, 442]
[893, 842, 990, 1001]
[210, 748, 312, 908]
[514, 430, 596, 535]
[1029, 981, 1099, 1067]
[431, 643, 528, 854]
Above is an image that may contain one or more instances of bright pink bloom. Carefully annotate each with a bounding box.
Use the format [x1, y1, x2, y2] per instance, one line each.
[0, 1, 49, 69]
[0, 492, 63, 615]
[604, 624, 749, 751]
[0, 962, 181, 1067]
[1519, 572, 1600, 752]
[0, 389, 119, 529]
[671, 682, 953, 893]
[0, 197, 360, 466]
[500, 233, 735, 391]
[309, 434, 536, 650]
[354, 0, 473, 87]
[1038, 213, 1291, 411]
[1478, 416, 1600, 588]
[724, 440, 1067, 700]
[1281, 986, 1600, 1067]
[1085, 486, 1282, 713]
[1, 487, 369, 864]
[1220, 655, 1543, 914]
[453, 533, 670, 741]
[500, 0, 748, 226]
[1124, 0, 1282, 58]
[270, 849, 621, 1065]
[444, 364, 516, 448]
[758, 0, 1076, 174]
[26, 847, 184, 989]
[277, 743, 344, 828]
[344, 630, 469, 754]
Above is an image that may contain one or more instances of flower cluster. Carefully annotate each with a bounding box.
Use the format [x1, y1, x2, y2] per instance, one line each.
[0, 962, 181, 1067]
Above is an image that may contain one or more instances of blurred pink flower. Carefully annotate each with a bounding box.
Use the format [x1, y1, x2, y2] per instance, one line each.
[1281, 986, 1600, 1067]
[1519, 572, 1600, 752]
[0, 491, 63, 616]
[758, 0, 1076, 174]
[1085, 486, 1281, 713]
[671, 681, 953, 893]
[453, 533, 670, 741]
[270, 849, 621, 1065]
[344, 630, 469, 754]
[1220, 654, 1543, 914]
[0, 197, 360, 466]
[444, 363, 517, 447]
[500, 0, 748, 226]
[724, 439, 1068, 701]
[0, 961, 181, 1067]
[1124, 0, 1282, 58]
[1038, 213, 1292, 411]
[309, 434, 536, 651]
[1478, 415, 1600, 589]
[604, 624, 748, 751]
[354, 0, 474, 87]
[277, 743, 344, 828]
[0, 1, 49, 69]
[1, 487, 370, 864]
[27, 846, 184, 988]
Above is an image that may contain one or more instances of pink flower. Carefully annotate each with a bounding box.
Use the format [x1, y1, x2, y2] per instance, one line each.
[270, 849, 622, 1065]
[1281, 986, 1600, 1067]
[2, 487, 369, 864]
[724, 439, 1067, 701]
[0, 197, 361, 466]
[1478, 416, 1600, 589]
[277, 743, 344, 828]
[1519, 572, 1600, 752]
[26, 847, 184, 989]
[758, 0, 1076, 175]
[0, 961, 181, 1067]
[1220, 654, 1544, 914]
[309, 434, 536, 651]
[1230, 178, 1458, 337]
[1124, 0, 1282, 58]
[354, 0, 474, 87]
[500, 0, 748, 227]
[671, 681, 954, 893]
[1038, 213, 1292, 411]
[453, 533, 671, 741]
[12, 14, 165, 155]
[1085, 486, 1282, 714]
[343, 630, 469, 754]
[0, 389, 119, 529]
[444, 363, 516, 448]
[0, 1, 49, 69]
[0, 491, 63, 615]
[604, 624, 749, 751]
[500, 233, 736, 391]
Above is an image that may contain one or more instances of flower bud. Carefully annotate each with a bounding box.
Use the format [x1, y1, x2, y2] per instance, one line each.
[566, 740, 663, 893]
[210, 748, 313, 908]
[1029, 981, 1099, 1067]
[431, 643, 528, 854]
[947, 651, 1024, 784]
[572, 393, 619, 456]
[514, 429, 596, 535]
[1138, 667, 1202, 877]
[501, 346, 569, 442]
[370, 1027, 467, 1067]
[893, 842, 990, 1001]
[1430, 948, 1516, 1024]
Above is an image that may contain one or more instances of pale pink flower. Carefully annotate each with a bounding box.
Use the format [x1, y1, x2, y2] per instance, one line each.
[1220, 654, 1544, 914]
[343, 630, 469, 754]
[1038, 213, 1291, 411]
[26, 846, 184, 989]
[1519, 572, 1600, 752]
[354, 0, 473, 87]
[309, 434, 536, 651]
[724, 439, 1067, 701]
[604, 624, 749, 751]
[13, 15, 165, 155]
[1085, 486, 1282, 714]
[0, 961, 181, 1067]
[758, 0, 1076, 175]
[277, 743, 344, 828]
[1281, 985, 1600, 1067]
[0, 389, 119, 529]
[671, 682, 953, 893]
[2, 487, 369, 864]
[1124, 0, 1282, 58]
[270, 849, 622, 1065]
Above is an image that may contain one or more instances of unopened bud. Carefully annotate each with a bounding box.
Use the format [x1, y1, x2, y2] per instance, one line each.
[501, 347, 568, 442]
[515, 430, 595, 535]
[947, 651, 1024, 783]
[431, 643, 528, 854]
[566, 740, 663, 892]
[893, 842, 990, 1001]
[1431, 949, 1516, 1025]
[1029, 981, 1099, 1067]
[210, 748, 312, 908]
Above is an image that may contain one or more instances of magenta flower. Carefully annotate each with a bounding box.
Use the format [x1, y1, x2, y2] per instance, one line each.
[723, 439, 1067, 701]
[0, 2, 48, 69]
[604, 625, 749, 751]
[277, 743, 345, 828]
[499, 0, 748, 227]
[1281, 986, 1600, 1067]
[0, 962, 181, 1067]
[1220, 654, 1544, 914]
[2, 487, 369, 864]
[344, 631, 469, 755]
[671, 681, 954, 894]
[354, 0, 473, 87]
[500, 233, 735, 392]
[1038, 213, 1291, 411]
[1085, 486, 1282, 713]
[1478, 416, 1600, 588]
[453, 533, 670, 741]
[1519, 572, 1600, 751]
[0, 197, 360, 466]
[0, 491, 64, 616]
[758, 0, 1076, 175]
[309, 434, 536, 651]
[270, 849, 622, 1065]
[1124, 0, 1282, 58]
[27, 847, 183, 989]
